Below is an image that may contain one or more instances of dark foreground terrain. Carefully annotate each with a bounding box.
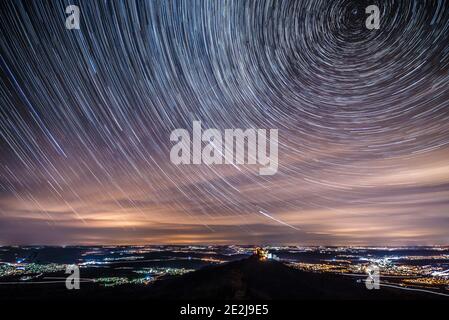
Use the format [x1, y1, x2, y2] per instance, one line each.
[1, 256, 446, 300]
[140, 256, 446, 300]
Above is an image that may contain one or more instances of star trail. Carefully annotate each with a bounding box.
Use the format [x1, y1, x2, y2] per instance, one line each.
[0, 0, 448, 245]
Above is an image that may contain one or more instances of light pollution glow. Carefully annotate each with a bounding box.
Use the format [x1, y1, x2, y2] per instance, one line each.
[1, 1, 448, 245]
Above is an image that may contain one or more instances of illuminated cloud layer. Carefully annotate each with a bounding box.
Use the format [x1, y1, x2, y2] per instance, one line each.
[1, 0, 448, 245]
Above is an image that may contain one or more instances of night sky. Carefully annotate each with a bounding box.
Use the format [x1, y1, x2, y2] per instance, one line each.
[1, 0, 449, 245]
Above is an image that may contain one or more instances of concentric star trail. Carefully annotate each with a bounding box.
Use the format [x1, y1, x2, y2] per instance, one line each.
[0, 0, 448, 245]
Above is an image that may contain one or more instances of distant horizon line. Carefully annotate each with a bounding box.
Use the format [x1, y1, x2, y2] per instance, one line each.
[1, 244, 448, 248]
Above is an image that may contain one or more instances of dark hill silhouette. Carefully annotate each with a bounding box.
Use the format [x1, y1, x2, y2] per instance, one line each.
[141, 256, 445, 300]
